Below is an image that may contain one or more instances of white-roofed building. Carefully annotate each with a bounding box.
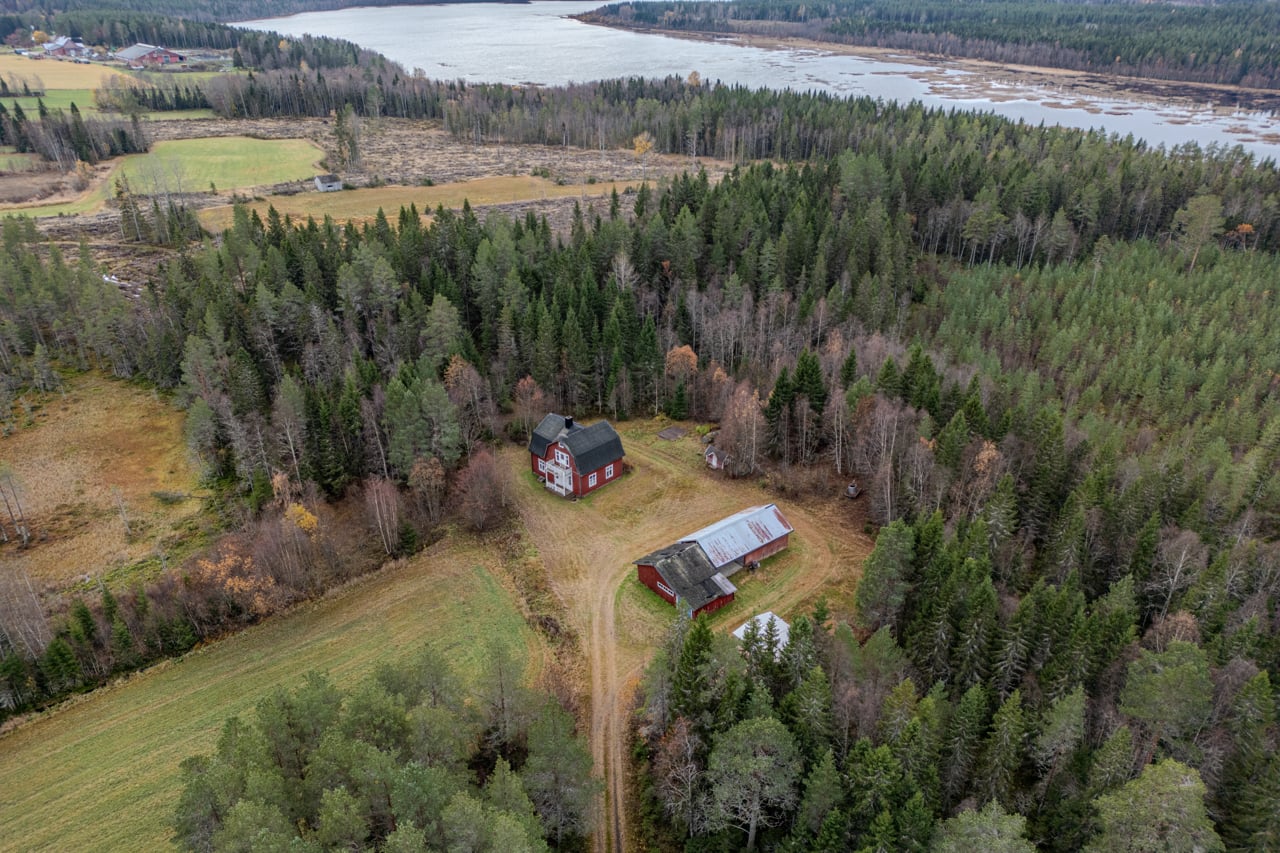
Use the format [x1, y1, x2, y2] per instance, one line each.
[680, 503, 793, 569]
[732, 612, 790, 650]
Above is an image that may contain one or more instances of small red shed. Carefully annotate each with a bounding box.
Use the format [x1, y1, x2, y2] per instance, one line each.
[528, 413, 625, 499]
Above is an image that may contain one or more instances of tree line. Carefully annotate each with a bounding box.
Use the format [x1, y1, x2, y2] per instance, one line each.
[172, 645, 596, 852]
[0, 98, 148, 166]
[587, 0, 1280, 91]
[3, 0, 507, 31]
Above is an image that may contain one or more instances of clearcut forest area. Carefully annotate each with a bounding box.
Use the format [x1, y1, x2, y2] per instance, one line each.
[1, 1, 1280, 852]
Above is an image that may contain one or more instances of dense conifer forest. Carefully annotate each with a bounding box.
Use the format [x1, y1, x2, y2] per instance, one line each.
[1, 6, 1279, 846]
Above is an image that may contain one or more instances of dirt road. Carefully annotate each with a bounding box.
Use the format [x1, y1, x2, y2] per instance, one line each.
[508, 424, 872, 851]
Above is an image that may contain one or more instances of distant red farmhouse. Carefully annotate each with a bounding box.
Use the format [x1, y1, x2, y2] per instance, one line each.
[635, 504, 794, 618]
[528, 414, 625, 498]
[43, 36, 90, 58]
[114, 43, 184, 65]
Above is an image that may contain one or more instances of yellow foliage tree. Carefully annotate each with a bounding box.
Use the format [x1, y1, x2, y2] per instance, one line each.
[633, 132, 655, 181]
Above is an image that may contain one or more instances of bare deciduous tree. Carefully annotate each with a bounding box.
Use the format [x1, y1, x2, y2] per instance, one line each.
[364, 476, 403, 557]
[456, 450, 510, 532]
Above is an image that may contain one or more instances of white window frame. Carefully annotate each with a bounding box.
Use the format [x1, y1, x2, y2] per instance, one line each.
[589, 472, 598, 488]
[538, 459, 547, 473]
[555, 448, 569, 467]
[605, 464, 614, 478]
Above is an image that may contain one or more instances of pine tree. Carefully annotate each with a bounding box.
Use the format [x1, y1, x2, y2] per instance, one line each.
[943, 684, 989, 809]
[977, 689, 1026, 809]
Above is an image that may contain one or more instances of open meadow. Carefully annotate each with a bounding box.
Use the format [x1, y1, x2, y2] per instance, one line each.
[0, 54, 131, 91]
[1, 136, 324, 217]
[0, 373, 203, 589]
[0, 537, 540, 852]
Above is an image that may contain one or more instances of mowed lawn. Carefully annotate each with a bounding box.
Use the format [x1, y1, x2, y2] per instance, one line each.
[198, 176, 640, 230]
[0, 545, 537, 852]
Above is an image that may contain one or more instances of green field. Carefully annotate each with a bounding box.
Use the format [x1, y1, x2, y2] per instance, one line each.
[0, 548, 537, 852]
[4, 91, 212, 120]
[5, 136, 323, 218]
[4, 88, 96, 115]
[118, 136, 323, 194]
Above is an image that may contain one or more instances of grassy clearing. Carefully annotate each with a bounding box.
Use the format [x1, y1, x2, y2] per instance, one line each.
[0, 152, 41, 172]
[0, 55, 131, 90]
[0, 373, 203, 588]
[142, 108, 216, 121]
[5, 88, 97, 115]
[197, 176, 640, 230]
[0, 544, 539, 852]
[119, 136, 323, 194]
[4, 136, 323, 218]
[134, 69, 245, 85]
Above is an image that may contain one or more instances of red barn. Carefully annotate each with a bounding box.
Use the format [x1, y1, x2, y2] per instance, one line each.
[634, 541, 737, 619]
[114, 43, 185, 65]
[681, 504, 794, 569]
[528, 414, 625, 499]
[635, 504, 794, 618]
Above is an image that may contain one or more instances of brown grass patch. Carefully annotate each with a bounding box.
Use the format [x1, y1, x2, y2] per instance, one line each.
[0, 373, 203, 589]
[196, 176, 643, 231]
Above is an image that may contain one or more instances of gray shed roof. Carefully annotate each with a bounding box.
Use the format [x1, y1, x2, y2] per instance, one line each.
[681, 504, 794, 568]
[115, 43, 163, 61]
[529, 414, 624, 473]
[635, 541, 736, 613]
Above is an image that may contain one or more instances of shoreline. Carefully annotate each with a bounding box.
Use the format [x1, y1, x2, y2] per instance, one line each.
[575, 16, 1280, 117]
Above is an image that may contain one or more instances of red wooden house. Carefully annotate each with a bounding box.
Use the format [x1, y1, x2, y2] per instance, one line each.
[528, 414, 625, 499]
[635, 504, 793, 618]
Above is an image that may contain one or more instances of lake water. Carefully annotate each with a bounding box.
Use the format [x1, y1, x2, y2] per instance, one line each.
[239, 1, 1280, 162]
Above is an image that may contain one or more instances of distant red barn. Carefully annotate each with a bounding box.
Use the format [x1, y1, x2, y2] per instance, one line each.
[114, 43, 184, 65]
[528, 414, 625, 499]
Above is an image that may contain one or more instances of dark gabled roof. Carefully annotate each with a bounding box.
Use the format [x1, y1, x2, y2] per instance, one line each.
[564, 421, 624, 473]
[529, 414, 624, 473]
[529, 413, 581, 457]
[635, 541, 736, 612]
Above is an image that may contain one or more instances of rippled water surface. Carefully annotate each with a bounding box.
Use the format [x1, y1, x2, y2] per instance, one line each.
[240, 1, 1280, 160]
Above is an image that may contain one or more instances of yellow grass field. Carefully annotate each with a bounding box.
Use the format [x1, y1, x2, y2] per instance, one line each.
[0, 54, 131, 90]
[197, 176, 642, 230]
[0, 373, 202, 588]
[0, 543, 539, 852]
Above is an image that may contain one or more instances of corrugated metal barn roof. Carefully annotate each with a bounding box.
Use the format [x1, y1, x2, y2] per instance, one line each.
[680, 504, 793, 569]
